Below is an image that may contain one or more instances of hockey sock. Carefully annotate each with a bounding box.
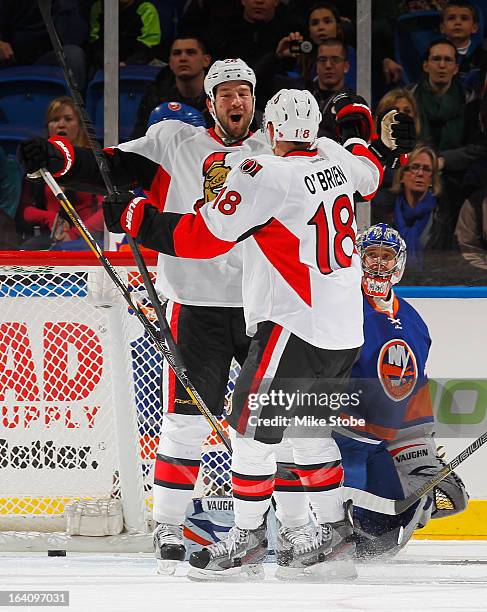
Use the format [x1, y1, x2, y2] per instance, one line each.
[290, 437, 345, 523]
[230, 431, 276, 530]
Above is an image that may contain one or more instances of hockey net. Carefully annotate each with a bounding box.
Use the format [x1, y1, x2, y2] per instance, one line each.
[0, 251, 236, 551]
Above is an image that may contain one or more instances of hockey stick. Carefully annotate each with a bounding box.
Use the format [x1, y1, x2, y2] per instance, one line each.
[40, 169, 231, 454]
[343, 430, 487, 515]
[36, 0, 231, 451]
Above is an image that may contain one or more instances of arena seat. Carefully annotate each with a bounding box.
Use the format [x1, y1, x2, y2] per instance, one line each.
[86, 65, 162, 142]
[0, 66, 69, 135]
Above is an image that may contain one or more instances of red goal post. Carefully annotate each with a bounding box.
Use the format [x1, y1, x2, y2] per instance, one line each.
[0, 251, 236, 551]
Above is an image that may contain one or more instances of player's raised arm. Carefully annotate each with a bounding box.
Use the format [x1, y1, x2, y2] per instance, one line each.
[16, 115, 186, 195]
[319, 92, 416, 199]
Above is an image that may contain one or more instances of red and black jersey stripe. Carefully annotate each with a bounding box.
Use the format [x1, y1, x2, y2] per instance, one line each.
[154, 453, 200, 490]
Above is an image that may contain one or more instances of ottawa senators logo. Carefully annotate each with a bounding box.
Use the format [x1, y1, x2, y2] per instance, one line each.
[377, 339, 417, 401]
[239, 158, 262, 177]
[193, 152, 231, 211]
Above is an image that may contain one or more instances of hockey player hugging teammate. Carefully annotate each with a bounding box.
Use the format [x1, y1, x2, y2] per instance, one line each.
[100, 89, 417, 580]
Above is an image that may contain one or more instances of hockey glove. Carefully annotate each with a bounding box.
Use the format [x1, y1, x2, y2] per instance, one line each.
[103, 191, 149, 237]
[18, 136, 75, 178]
[325, 92, 375, 143]
[369, 110, 416, 168]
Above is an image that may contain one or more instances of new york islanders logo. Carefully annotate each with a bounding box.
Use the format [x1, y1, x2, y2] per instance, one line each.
[194, 152, 231, 211]
[377, 339, 417, 401]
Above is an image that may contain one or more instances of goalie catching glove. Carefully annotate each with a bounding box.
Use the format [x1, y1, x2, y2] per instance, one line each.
[18, 136, 75, 177]
[369, 110, 416, 168]
[103, 191, 149, 236]
[323, 92, 375, 143]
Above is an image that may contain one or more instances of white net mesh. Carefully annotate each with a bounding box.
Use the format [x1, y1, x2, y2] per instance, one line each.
[0, 254, 237, 537]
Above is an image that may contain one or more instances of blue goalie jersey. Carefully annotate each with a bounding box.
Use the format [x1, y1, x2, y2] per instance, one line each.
[340, 293, 433, 441]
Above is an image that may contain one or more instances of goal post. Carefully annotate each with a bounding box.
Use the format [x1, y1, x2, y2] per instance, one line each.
[0, 251, 235, 552]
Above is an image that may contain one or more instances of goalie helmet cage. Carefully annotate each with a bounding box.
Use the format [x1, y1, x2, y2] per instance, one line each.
[0, 251, 235, 552]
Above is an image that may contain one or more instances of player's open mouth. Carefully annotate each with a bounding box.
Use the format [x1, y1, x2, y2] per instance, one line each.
[230, 114, 242, 124]
[56, 130, 67, 136]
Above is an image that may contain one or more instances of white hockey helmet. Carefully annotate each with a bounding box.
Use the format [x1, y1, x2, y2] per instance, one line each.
[204, 58, 256, 101]
[263, 89, 322, 147]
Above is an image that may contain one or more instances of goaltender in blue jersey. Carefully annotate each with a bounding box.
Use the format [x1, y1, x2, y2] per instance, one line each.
[333, 223, 468, 558]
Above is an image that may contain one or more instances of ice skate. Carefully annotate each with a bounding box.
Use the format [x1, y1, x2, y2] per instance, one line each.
[187, 522, 268, 581]
[154, 523, 186, 575]
[275, 517, 356, 581]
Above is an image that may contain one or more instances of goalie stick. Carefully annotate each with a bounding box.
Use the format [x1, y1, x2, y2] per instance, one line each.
[36, 0, 231, 452]
[343, 430, 487, 515]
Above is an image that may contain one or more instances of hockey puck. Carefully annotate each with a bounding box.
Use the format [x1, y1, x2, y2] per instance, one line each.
[47, 550, 66, 557]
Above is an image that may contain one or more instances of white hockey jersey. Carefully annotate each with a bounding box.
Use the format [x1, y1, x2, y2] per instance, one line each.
[200, 139, 381, 349]
[118, 122, 269, 306]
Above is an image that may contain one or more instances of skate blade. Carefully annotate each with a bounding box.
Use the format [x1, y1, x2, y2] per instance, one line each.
[156, 559, 179, 576]
[187, 563, 265, 582]
[276, 559, 357, 582]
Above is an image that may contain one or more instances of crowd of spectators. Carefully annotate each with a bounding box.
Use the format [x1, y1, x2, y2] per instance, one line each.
[0, 0, 486, 285]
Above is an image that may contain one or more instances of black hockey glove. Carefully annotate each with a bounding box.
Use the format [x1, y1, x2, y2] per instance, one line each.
[324, 92, 375, 143]
[103, 191, 148, 236]
[18, 136, 75, 177]
[369, 110, 416, 168]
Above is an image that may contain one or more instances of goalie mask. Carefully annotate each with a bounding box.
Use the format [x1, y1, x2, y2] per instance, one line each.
[356, 223, 406, 299]
[263, 89, 322, 148]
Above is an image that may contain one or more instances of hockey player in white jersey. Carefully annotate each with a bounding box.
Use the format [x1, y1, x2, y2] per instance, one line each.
[99, 89, 392, 579]
[18, 60, 380, 575]
[19, 66, 413, 576]
[18, 59, 270, 574]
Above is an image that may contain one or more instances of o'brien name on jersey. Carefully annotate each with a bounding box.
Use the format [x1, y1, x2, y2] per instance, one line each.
[304, 163, 348, 194]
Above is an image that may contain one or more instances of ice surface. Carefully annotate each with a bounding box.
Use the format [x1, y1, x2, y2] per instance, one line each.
[2, 541, 487, 612]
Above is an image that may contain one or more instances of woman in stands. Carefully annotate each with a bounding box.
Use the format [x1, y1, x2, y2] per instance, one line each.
[372, 144, 442, 278]
[17, 96, 104, 250]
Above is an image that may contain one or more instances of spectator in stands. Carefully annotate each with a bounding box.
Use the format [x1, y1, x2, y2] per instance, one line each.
[287, 0, 404, 100]
[462, 91, 487, 199]
[455, 186, 487, 272]
[88, 0, 161, 74]
[411, 39, 487, 248]
[393, 146, 441, 273]
[0, 0, 88, 91]
[371, 146, 441, 272]
[17, 97, 103, 250]
[313, 39, 353, 107]
[440, 0, 487, 96]
[0, 145, 22, 250]
[132, 36, 211, 138]
[410, 39, 465, 151]
[206, 0, 295, 68]
[253, 3, 355, 110]
[312, 39, 356, 137]
[307, 3, 356, 89]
